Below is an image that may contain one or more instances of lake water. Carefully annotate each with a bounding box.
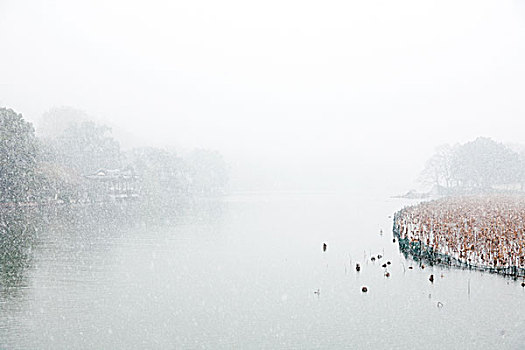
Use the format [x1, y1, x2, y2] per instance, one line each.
[0, 193, 524, 349]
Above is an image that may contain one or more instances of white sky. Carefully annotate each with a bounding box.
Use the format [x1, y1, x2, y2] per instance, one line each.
[1, 0, 525, 192]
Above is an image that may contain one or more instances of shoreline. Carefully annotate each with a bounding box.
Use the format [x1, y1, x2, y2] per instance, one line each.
[393, 196, 525, 278]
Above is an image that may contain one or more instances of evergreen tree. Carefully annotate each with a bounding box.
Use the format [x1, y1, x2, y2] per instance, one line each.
[0, 108, 39, 202]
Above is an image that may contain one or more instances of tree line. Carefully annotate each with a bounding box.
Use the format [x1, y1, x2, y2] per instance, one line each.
[0, 107, 228, 205]
[420, 137, 525, 194]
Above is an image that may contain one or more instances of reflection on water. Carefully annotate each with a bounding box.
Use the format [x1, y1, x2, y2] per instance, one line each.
[0, 208, 37, 298]
[0, 194, 524, 349]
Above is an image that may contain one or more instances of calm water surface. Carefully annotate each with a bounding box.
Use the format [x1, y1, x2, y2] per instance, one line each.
[0, 193, 524, 349]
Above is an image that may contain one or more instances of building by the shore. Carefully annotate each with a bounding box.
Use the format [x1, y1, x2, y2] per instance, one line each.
[84, 168, 140, 202]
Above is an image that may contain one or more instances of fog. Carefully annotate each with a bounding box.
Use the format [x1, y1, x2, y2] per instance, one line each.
[2, 0, 525, 193]
[4, 3, 525, 348]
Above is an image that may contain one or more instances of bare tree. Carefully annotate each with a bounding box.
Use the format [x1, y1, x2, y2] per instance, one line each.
[419, 144, 454, 190]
